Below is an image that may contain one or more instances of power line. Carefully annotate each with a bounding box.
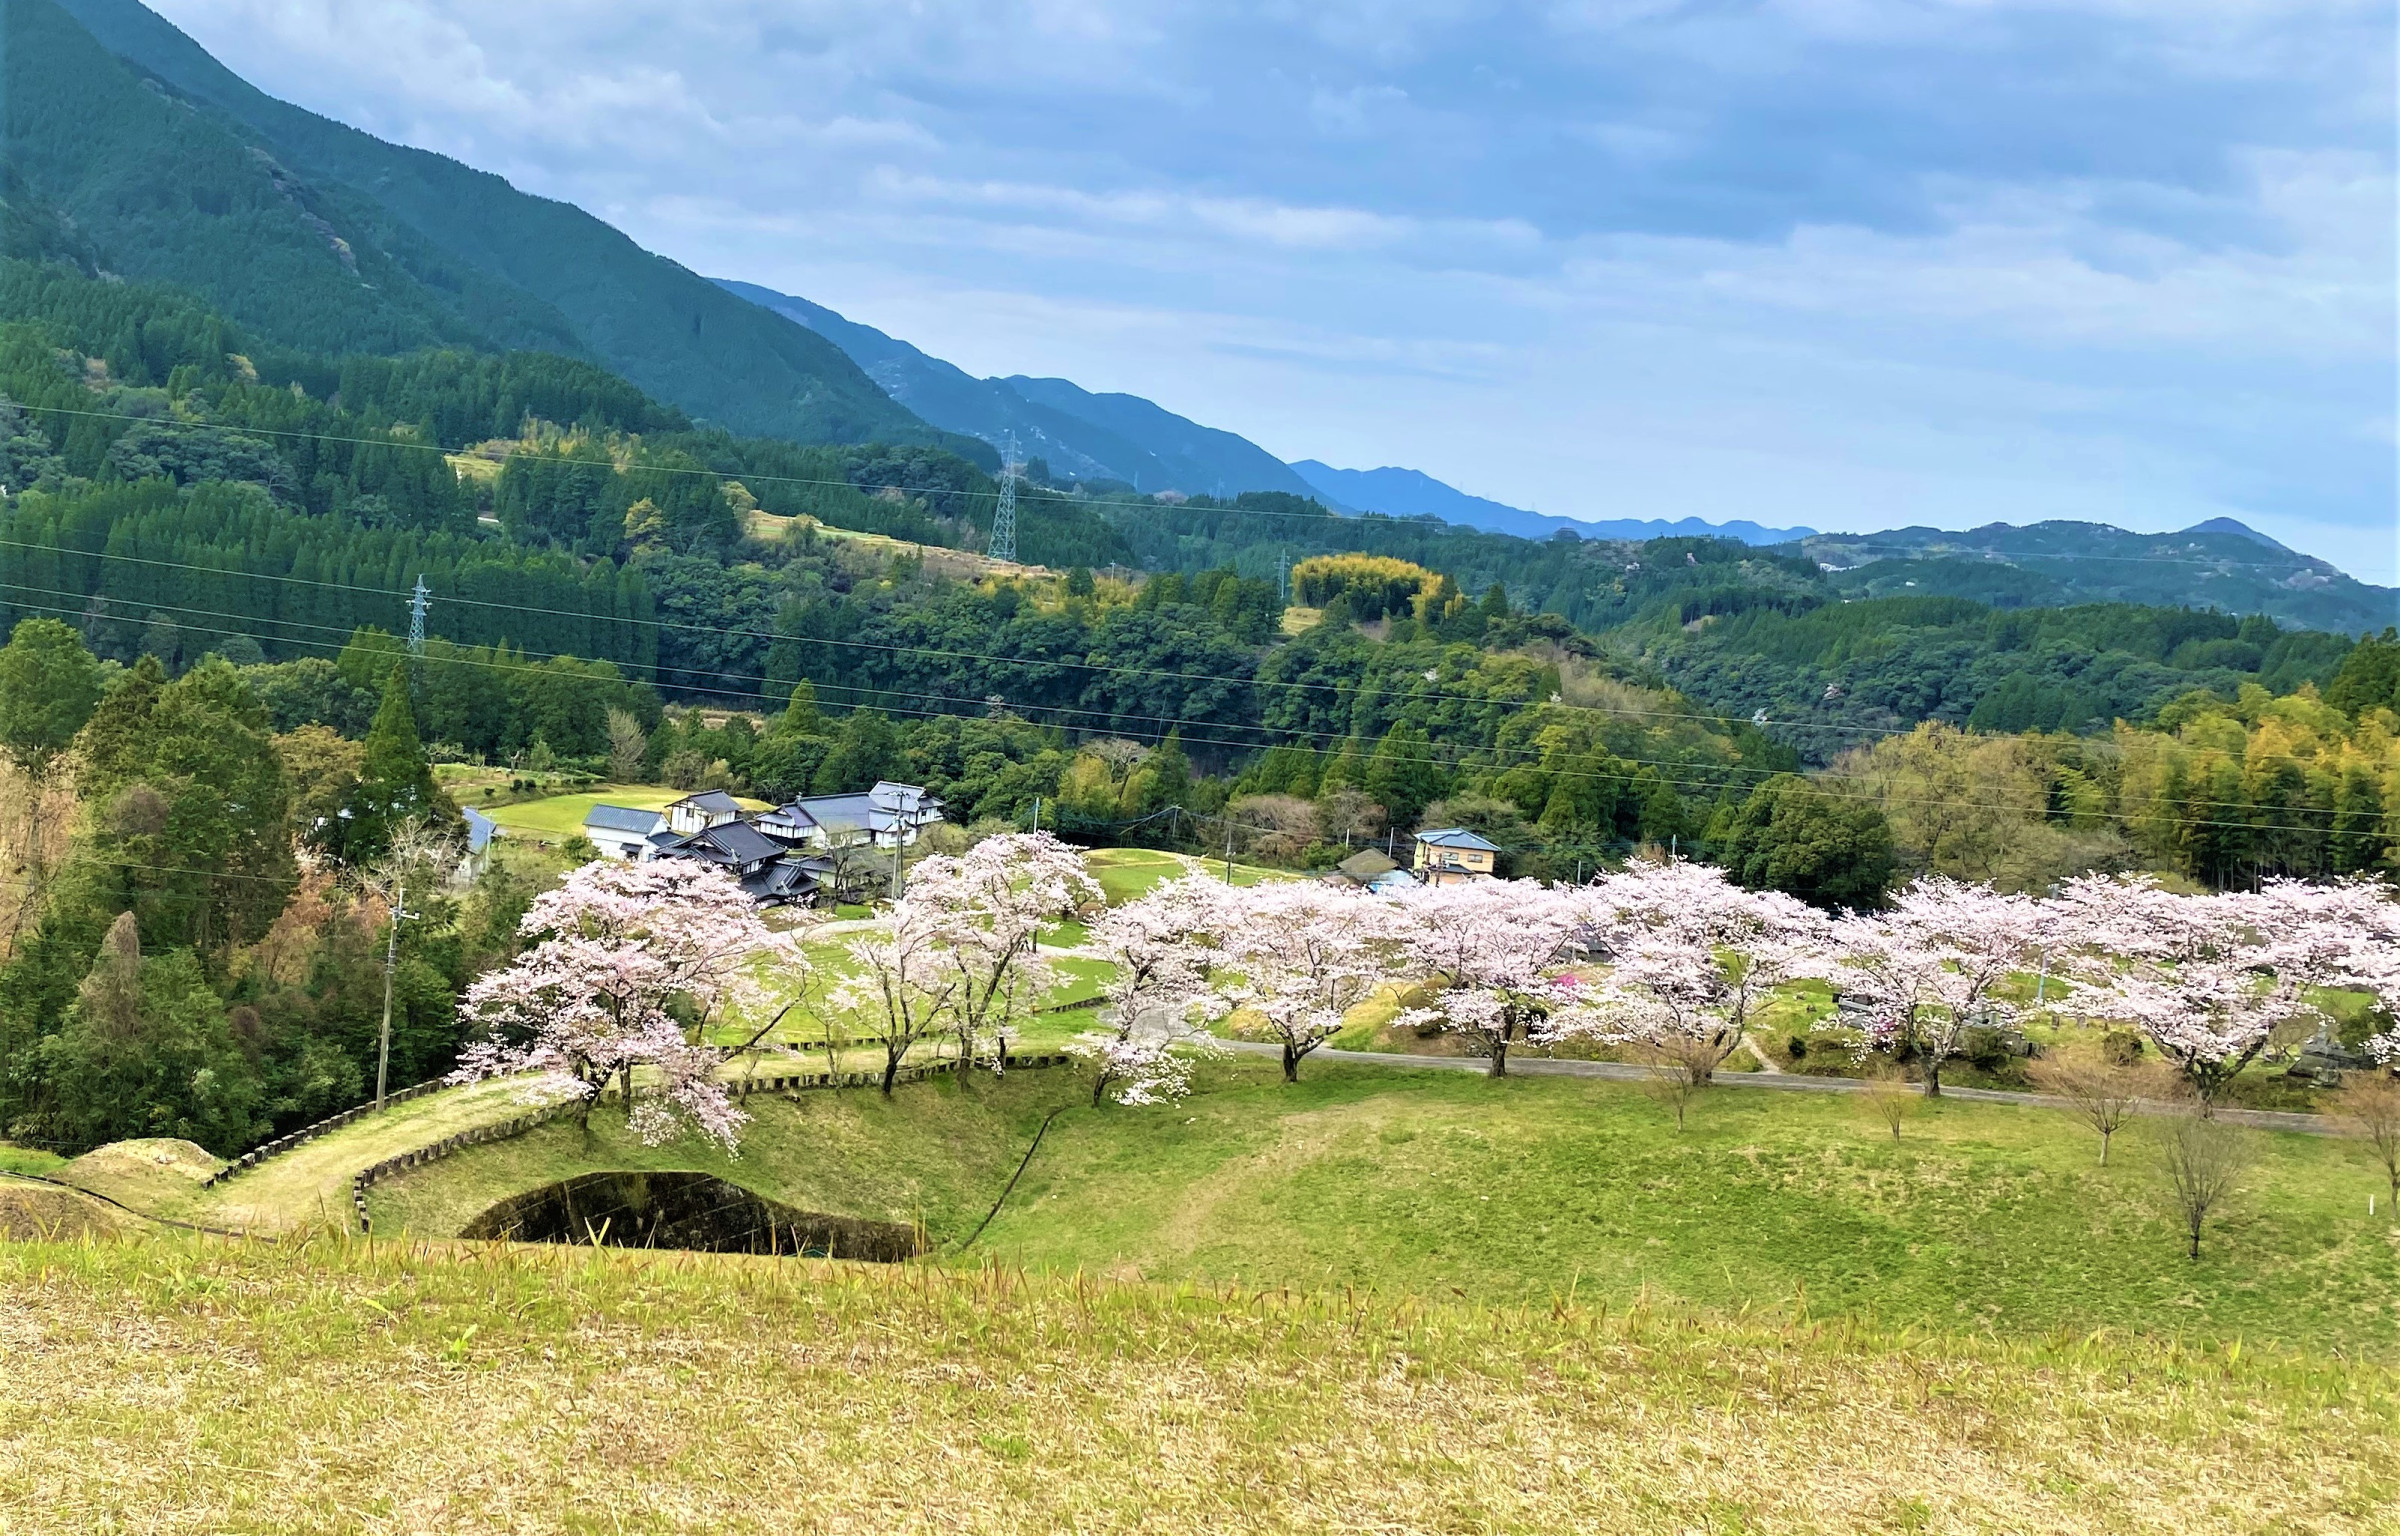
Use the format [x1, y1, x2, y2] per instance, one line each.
[0, 584, 2336, 836]
[5, 400, 2357, 578]
[0, 559, 2343, 825]
[0, 535, 1945, 744]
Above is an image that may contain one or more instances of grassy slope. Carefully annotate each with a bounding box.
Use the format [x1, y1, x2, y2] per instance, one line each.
[367, 1070, 1069, 1241]
[481, 786, 770, 841]
[1, 1231, 2389, 1535]
[373, 1060, 2399, 1354]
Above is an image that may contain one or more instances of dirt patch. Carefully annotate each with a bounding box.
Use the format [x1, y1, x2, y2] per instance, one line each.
[59, 1138, 222, 1209]
[0, 1182, 129, 1241]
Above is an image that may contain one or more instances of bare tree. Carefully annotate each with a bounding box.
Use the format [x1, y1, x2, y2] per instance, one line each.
[2337, 1073, 2400, 1215]
[2156, 1107, 2251, 1260]
[2030, 1057, 2151, 1167]
[604, 708, 648, 783]
[1860, 1064, 1917, 1142]
[1313, 787, 1385, 852]
[1634, 1038, 1714, 1131]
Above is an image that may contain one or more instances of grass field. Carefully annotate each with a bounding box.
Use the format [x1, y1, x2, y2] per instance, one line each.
[481, 785, 769, 841]
[356, 1060, 2400, 1354]
[0, 1228, 2389, 1534]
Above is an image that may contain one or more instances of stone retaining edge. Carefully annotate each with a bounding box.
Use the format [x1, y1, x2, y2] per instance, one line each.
[350, 1053, 1075, 1234]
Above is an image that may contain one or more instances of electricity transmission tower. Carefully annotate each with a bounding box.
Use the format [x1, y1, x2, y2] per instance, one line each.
[986, 435, 1020, 564]
[406, 574, 431, 655]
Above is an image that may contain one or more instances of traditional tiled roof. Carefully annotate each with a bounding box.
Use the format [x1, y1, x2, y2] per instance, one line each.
[669, 790, 745, 816]
[668, 819, 787, 866]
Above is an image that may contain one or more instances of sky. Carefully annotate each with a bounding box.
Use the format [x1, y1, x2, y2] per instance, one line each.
[145, 0, 2398, 582]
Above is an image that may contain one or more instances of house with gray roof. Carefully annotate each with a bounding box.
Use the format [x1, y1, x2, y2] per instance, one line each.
[633, 780, 942, 907]
[666, 789, 747, 837]
[583, 804, 670, 861]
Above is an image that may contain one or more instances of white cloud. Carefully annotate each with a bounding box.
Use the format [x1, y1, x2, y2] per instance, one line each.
[141, 0, 2396, 580]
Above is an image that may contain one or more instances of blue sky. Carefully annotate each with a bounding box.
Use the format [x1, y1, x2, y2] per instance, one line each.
[150, 0, 2396, 581]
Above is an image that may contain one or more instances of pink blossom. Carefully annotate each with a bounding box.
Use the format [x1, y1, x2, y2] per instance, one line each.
[1387, 881, 1584, 1075]
[1821, 876, 2054, 1095]
[449, 860, 800, 1148]
[1545, 858, 1829, 1081]
[2056, 874, 2323, 1098]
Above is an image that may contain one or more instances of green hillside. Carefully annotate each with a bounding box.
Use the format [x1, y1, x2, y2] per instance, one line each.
[13, 0, 969, 453]
[1806, 522, 2395, 635]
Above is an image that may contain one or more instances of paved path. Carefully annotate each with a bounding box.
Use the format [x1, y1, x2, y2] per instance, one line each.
[1219, 1040, 2345, 1136]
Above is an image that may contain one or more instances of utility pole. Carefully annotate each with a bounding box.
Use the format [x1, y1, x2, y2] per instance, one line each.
[1277, 550, 1289, 606]
[375, 873, 417, 1111]
[1223, 814, 1236, 884]
[986, 433, 1020, 564]
[406, 574, 430, 657]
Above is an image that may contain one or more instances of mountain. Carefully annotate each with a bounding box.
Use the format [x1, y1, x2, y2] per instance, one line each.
[1804, 521, 2396, 635]
[719, 280, 1323, 498]
[2181, 516, 2291, 551]
[1287, 461, 1815, 546]
[17, 0, 965, 452]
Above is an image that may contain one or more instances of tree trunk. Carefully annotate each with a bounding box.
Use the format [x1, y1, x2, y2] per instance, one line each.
[1921, 1057, 1943, 1098]
[882, 1047, 901, 1097]
[1487, 1040, 1507, 1078]
[1282, 1041, 1300, 1083]
[2098, 1130, 2111, 1168]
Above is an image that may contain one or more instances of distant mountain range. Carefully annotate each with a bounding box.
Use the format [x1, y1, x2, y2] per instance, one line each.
[14, 1, 2392, 634]
[1805, 522, 2395, 636]
[718, 281, 1813, 547]
[1286, 462, 1814, 547]
[716, 281, 1326, 501]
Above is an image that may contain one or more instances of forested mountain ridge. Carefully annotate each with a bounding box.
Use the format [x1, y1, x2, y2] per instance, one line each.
[719, 279, 1323, 500]
[1807, 521, 2393, 634]
[18, 0, 970, 453]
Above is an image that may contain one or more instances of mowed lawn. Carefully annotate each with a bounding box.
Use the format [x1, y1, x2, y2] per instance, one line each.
[4, 1231, 2388, 1535]
[482, 786, 768, 841]
[373, 1059, 2400, 1355]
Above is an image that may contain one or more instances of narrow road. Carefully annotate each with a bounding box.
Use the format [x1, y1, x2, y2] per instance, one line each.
[1218, 1039, 2345, 1136]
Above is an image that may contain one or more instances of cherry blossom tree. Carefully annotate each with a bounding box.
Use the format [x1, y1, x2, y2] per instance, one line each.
[1547, 858, 1828, 1082]
[1823, 876, 2053, 1096]
[2056, 874, 2323, 1102]
[1069, 878, 1230, 1105]
[826, 899, 958, 1096]
[451, 860, 798, 1148]
[2242, 878, 2400, 1069]
[1211, 882, 1398, 1081]
[1388, 881, 1583, 1076]
[909, 832, 1100, 1072]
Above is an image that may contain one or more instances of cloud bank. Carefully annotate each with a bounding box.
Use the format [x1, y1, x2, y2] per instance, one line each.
[148, 0, 2397, 579]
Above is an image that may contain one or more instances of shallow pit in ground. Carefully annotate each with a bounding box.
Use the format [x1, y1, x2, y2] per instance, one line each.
[460, 1170, 919, 1260]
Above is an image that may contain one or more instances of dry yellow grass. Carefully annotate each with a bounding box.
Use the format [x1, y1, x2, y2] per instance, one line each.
[0, 1229, 2390, 1535]
[0, 1182, 127, 1241]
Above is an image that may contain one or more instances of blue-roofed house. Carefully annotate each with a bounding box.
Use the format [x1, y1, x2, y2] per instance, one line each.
[455, 807, 499, 883]
[1412, 827, 1503, 886]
